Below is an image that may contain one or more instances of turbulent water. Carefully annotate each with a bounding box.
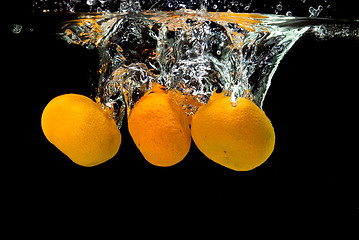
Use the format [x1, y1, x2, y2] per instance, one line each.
[58, 9, 358, 127]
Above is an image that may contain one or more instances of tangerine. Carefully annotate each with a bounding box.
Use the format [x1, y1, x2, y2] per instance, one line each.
[128, 87, 191, 167]
[191, 93, 275, 171]
[41, 94, 121, 167]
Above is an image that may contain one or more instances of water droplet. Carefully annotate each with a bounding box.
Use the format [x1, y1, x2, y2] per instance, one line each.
[231, 1, 239, 7]
[86, 0, 96, 6]
[11, 24, 22, 34]
[309, 5, 323, 17]
[286, 11, 292, 16]
[276, 4, 282, 12]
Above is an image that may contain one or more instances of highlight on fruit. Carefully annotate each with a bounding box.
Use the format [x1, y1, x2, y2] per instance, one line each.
[41, 86, 275, 171]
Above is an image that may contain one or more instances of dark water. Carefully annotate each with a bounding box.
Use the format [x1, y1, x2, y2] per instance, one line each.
[4, 0, 359, 228]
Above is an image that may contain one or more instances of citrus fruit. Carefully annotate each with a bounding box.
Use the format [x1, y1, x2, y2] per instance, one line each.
[41, 94, 121, 167]
[191, 93, 275, 171]
[128, 87, 191, 167]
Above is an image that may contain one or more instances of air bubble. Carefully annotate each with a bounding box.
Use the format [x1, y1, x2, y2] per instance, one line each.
[309, 5, 324, 17]
[11, 24, 22, 34]
[231, 1, 238, 7]
[86, 0, 96, 6]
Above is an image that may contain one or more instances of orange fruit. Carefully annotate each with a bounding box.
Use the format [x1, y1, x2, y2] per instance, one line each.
[191, 93, 275, 171]
[41, 94, 121, 167]
[128, 87, 191, 167]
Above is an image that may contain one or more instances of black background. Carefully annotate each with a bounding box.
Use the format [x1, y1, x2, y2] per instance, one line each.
[4, 0, 359, 233]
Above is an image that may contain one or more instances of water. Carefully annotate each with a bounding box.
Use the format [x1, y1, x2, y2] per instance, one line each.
[26, 1, 359, 128]
[56, 9, 358, 128]
[30, 0, 357, 19]
[8, 1, 358, 208]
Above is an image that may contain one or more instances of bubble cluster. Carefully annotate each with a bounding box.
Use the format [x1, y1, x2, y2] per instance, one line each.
[309, 5, 323, 17]
[11, 24, 23, 34]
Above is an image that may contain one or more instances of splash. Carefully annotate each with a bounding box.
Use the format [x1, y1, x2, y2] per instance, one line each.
[60, 10, 315, 126]
[32, 0, 340, 18]
[30, 1, 358, 128]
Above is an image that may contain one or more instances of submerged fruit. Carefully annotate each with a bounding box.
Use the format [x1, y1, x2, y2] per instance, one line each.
[41, 94, 121, 167]
[191, 94, 275, 171]
[128, 87, 191, 167]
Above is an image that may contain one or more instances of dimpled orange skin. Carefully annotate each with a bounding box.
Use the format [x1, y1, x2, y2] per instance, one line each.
[41, 94, 121, 167]
[191, 94, 275, 171]
[128, 91, 191, 167]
